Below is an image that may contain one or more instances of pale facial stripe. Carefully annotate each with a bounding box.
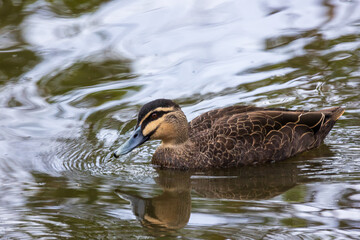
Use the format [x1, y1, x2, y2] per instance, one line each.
[142, 118, 163, 136]
[138, 106, 175, 127]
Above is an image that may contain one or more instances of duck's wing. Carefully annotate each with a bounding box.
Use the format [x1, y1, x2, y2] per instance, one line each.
[194, 106, 344, 167]
[258, 106, 345, 147]
[189, 105, 263, 136]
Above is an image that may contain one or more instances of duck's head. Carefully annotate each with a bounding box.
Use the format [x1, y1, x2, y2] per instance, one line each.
[114, 99, 189, 157]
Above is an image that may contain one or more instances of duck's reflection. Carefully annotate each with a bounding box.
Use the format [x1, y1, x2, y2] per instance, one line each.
[192, 163, 299, 200]
[115, 160, 303, 231]
[115, 170, 192, 230]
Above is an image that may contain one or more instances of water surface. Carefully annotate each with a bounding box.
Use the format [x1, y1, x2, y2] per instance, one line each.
[0, 0, 360, 239]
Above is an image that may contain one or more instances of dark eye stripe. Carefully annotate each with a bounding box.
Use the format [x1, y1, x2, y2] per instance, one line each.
[140, 110, 173, 132]
[146, 125, 160, 138]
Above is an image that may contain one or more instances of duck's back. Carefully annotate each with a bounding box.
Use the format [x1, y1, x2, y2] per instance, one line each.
[189, 105, 344, 168]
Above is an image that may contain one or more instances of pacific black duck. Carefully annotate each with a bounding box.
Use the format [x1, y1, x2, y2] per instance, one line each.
[113, 99, 344, 169]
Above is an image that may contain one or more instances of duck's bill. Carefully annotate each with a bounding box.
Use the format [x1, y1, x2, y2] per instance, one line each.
[113, 126, 149, 158]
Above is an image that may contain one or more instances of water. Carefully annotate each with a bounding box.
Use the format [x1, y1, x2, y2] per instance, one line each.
[0, 0, 359, 238]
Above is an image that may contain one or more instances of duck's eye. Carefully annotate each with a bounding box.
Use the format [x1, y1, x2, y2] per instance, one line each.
[151, 113, 158, 120]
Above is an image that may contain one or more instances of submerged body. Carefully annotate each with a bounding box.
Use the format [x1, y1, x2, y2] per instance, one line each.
[114, 99, 344, 169]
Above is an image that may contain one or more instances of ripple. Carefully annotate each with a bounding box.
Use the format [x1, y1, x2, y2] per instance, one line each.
[1, 0, 360, 238]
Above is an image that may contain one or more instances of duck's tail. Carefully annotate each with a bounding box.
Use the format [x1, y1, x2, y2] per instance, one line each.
[319, 107, 345, 121]
[312, 107, 345, 148]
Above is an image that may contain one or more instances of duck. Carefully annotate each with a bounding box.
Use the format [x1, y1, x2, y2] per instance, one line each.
[113, 99, 344, 169]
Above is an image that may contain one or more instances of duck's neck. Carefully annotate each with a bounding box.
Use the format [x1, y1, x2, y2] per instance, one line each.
[153, 141, 196, 169]
[160, 139, 189, 149]
[161, 130, 189, 147]
[161, 113, 189, 146]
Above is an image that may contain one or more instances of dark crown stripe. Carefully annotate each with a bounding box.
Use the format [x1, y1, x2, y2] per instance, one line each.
[137, 99, 179, 123]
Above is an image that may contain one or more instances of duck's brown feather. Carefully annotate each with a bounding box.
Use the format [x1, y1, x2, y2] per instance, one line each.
[152, 106, 344, 169]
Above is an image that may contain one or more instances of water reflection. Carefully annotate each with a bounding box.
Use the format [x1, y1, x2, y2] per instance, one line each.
[116, 170, 192, 231]
[116, 161, 300, 231]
